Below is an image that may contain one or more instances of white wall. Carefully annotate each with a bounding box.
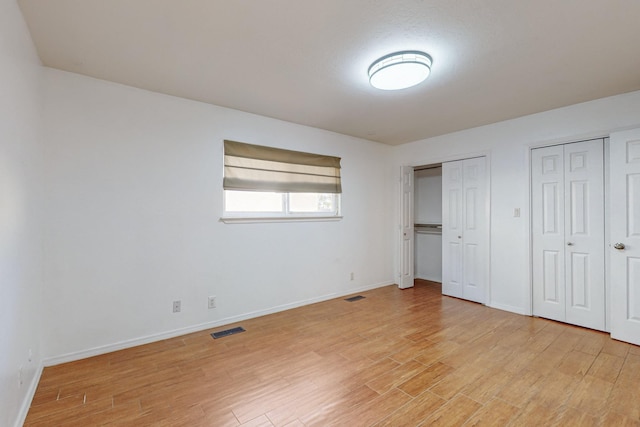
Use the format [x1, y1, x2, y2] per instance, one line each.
[0, 0, 44, 425]
[414, 169, 442, 224]
[415, 232, 442, 282]
[393, 90, 640, 315]
[41, 68, 395, 362]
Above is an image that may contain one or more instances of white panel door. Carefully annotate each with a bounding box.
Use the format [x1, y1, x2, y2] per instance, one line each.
[442, 157, 487, 303]
[610, 128, 640, 345]
[532, 145, 566, 322]
[564, 140, 605, 330]
[461, 157, 487, 303]
[532, 139, 604, 330]
[399, 166, 414, 289]
[442, 161, 463, 298]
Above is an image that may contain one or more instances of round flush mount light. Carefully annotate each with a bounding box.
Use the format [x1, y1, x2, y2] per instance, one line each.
[368, 50, 432, 90]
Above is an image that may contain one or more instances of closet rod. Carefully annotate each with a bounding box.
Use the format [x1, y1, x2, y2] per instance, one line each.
[414, 165, 442, 172]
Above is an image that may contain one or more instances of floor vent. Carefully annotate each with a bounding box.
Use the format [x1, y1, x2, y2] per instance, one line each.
[345, 295, 365, 302]
[211, 326, 246, 339]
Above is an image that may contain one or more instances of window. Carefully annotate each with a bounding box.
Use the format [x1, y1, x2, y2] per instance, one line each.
[222, 140, 342, 221]
[224, 191, 340, 216]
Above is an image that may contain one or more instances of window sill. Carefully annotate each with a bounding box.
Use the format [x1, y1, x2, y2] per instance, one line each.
[220, 215, 343, 224]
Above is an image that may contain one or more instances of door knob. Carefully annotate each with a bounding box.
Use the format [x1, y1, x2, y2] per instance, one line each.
[613, 243, 626, 250]
[567, 242, 574, 246]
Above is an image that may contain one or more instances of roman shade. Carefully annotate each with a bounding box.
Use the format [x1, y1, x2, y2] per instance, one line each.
[223, 140, 342, 193]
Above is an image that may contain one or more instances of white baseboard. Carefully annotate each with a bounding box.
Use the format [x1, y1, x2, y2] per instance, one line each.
[488, 301, 527, 316]
[14, 362, 44, 427]
[43, 280, 395, 367]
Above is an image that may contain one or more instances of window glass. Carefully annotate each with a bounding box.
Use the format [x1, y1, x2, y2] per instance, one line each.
[224, 191, 283, 213]
[289, 193, 337, 213]
[223, 191, 340, 217]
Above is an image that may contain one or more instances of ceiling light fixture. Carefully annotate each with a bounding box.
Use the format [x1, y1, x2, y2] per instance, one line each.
[368, 51, 432, 91]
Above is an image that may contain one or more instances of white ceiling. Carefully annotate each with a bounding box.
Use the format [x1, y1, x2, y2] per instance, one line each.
[17, 0, 640, 145]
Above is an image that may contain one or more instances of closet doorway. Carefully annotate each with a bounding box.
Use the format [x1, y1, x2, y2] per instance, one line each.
[399, 156, 490, 305]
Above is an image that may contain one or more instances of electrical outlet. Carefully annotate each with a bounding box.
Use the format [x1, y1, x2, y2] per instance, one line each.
[208, 296, 216, 309]
[28, 349, 32, 363]
[172, 300, 181, 313]
[350, 272, 354, 281]
[18, 365, 23, 387]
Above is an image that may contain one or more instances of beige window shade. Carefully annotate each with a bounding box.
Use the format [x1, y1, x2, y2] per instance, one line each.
[224, 140, 342, 193]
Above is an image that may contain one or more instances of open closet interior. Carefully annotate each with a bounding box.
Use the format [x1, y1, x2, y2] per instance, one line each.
[413, 165, 442, 283]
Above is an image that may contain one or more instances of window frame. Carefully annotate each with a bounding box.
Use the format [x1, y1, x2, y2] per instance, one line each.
[220, 140, 343, 223]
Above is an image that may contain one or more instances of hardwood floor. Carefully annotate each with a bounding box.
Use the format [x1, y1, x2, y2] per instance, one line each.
[25, 280, 640, 426]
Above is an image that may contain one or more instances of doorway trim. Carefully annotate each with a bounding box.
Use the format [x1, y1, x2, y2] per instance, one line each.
[398, 149, 492, 305]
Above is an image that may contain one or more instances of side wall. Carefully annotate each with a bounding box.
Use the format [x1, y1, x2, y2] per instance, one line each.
[42, 69, 395, 362]
[0, 1, 44, 425]
[393, 90, 640, 315]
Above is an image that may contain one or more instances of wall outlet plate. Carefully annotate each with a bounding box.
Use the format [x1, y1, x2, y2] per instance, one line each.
[173, 300, 181, 313]
[208, 296, 216, 309]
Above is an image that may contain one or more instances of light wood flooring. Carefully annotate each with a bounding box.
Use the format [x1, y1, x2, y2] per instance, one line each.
[25, 280, 640, 426]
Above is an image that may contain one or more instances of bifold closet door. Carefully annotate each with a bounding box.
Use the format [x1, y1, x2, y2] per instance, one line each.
[442, 157, 487, 303]
[400, 166, 414, 289]
[531, 139, 605, 331]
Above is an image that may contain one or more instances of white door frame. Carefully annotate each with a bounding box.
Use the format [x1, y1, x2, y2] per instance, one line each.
[528, 136, 610, 332]
[397, 150, 491, 305]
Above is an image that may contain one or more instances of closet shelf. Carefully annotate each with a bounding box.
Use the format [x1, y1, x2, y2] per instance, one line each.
[414, 223, 442, 235]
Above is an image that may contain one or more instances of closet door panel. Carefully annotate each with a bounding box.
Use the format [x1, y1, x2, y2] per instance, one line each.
[532, 145, 566, 322]
[569, 253, 589, 306]
[442, 161, 463, 298]
[442, 157, 488, 303]
[400, 166, 414, 289]
[446, 241, 462, 290]
[564, 140, 604, 330]
[463, 242, 479, 292]
[543, 183, 561, 234]
[543, 250, 561, 303]
[461, 157, 487, 303]
[627, 258, 640, 320]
